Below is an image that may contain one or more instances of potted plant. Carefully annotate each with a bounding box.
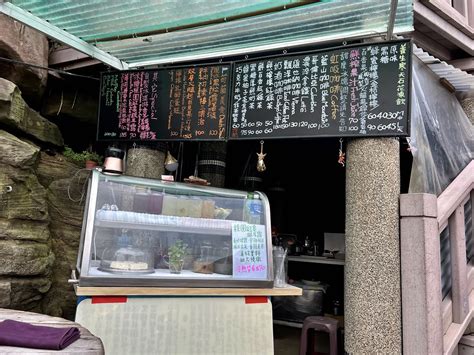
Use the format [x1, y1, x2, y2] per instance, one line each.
[63, 147, 103, 169]
[168, 240, 187, 274]
[83, 151, 103, 169]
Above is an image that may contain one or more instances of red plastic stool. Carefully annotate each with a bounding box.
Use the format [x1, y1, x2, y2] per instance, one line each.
[299, 316, 338, 355]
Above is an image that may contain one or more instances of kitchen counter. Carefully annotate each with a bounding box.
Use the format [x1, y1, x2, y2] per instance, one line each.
[288, 255, 345, 266]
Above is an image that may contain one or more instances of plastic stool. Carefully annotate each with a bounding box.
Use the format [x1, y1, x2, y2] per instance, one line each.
[299, 316, 338, 355]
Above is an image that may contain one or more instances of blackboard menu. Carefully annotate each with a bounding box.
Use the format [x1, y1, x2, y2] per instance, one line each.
[229, 40, 411, 139]
[98, 65, 230, 141]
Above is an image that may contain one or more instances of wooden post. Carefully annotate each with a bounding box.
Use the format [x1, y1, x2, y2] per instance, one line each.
[400, 193, 444, 355]
[453, 0, 468, 18]
[471, 191, 474, 258]
[468, 0, 474, 26]
[449, 205, 468, 324]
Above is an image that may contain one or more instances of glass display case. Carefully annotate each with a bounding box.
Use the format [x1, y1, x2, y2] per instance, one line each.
[76, 170, 273, 288]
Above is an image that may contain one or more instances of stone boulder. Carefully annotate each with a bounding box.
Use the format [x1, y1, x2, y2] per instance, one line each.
[0, 278, 51, 312]
[0, 14, 48, 109]
[0, 129, 39, 168]
[0, 240, 53, 276]
[0, 78, 63, 147]
[36, 151, 80, 188]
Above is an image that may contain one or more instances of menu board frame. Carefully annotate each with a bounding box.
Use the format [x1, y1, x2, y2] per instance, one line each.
[228, 39, 412, 140]
[97, 62, 232, 142]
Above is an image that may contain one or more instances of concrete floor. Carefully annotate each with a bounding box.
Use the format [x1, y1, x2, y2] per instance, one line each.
[273, 324, 332, 355]
[274, 325, 301, 355]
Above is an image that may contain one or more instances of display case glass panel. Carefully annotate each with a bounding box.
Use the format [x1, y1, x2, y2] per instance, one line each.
[77, 170, 273, 288]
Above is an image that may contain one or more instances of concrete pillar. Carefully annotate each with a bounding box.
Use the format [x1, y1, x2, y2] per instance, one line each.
[344, 137, 401, 354]
[458, 92, 474, 125]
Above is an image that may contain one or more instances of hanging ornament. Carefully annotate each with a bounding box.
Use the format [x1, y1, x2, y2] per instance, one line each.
[164, 151, 179, 172]
[338, 138, 346, 167]
[256, 140, 267, 172]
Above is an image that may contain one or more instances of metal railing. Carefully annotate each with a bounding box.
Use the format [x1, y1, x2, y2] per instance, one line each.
[400, 160, 474, 354]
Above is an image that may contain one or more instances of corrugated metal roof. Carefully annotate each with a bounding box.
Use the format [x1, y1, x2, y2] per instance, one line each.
[6, 0, 413, 67]
[10, 0, 303, 42]
[414, 45, 474, 92]
[98, 0, 413, 67]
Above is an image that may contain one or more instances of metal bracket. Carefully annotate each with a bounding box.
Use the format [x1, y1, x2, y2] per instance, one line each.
[68, 269, 79, 285]
[386, 0, 399, 40]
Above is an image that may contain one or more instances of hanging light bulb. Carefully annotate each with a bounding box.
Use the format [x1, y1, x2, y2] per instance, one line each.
[164, 151, 179, 172]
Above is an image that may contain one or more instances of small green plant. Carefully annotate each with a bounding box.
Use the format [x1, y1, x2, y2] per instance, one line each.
[63, 146, 103, 166]
[168, 240, 187, 274]
[169, 240, 187, 263]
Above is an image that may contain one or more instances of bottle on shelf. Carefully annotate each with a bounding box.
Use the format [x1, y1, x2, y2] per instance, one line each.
[304, 235, 313, 256]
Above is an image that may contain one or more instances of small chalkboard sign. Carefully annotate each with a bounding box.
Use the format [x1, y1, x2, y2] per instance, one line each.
[97, 65, 230, 141]
[229, 40, 411, 139]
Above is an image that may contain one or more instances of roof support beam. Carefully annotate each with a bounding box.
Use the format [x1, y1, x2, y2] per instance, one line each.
[58, 59, 102, 71]
[448, 58, 474, 73]
[49, 47, 90, 66]
[0, 2, 128, 70]
[409, 31, 453, 61]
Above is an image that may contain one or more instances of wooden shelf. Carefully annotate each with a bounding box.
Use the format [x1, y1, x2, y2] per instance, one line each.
[76, 285, 302, 297]
[288, 255, 345, 266]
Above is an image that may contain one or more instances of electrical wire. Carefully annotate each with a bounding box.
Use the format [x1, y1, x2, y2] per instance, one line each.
[0, 56, 100, 81]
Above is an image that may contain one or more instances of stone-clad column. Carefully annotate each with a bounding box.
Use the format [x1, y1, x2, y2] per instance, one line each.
[126, 143, 166, 179]
[459, 92, 474, 125]
[344, 138, 401, 354]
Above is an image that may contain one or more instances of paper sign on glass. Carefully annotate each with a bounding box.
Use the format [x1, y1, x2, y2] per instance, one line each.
[232, 223, 267, 279]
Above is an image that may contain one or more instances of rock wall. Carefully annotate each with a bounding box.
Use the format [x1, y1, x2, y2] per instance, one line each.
[0, 130, 53, 312]
[0, 78, 85, 319]
[0, 18, 86, 319]
[39, 156, 87, 319]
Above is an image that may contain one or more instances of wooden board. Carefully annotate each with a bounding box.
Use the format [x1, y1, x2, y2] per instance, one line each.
[0, 308, 104, 354]
[76, 285, 302, 296]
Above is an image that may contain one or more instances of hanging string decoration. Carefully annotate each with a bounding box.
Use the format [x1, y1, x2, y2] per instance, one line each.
[338, 138, 346, 167]
[256, 140, 267, 172]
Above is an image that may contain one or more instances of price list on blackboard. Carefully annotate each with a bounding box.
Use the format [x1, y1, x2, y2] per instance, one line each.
[229, 40, 411, 139]
[97, 65, 230, 141]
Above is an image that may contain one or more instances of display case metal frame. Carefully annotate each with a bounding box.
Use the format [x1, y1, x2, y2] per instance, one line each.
[76, 170, 274, 288]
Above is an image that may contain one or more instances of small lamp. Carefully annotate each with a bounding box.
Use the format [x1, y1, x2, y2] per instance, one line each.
[164, 151, 179, 172]
[103, 147, 125, 175]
